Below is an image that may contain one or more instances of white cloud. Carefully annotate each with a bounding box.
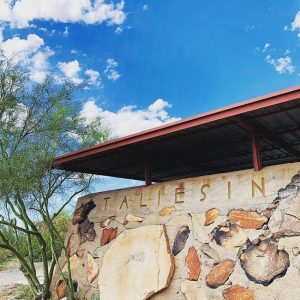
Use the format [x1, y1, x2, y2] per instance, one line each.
[263, 43, 270, 52]
[58, 60, 83, 85]
[104, 58, 121, 81]
[85, 69, 101, 86]
[291, 11, 300, 37]
[143, 4, 149, 11]
[266, 55, 295, 74]
[63, 26, 69, 37]
[70, 49, 77, 54]
[0, 33, 44, 63]
[0, 33, 56, 83]
[115, 26, 123, 34]
[0, 0, 126, 28]
[30, 47, 54, 83]
[80, 98, 180, 137]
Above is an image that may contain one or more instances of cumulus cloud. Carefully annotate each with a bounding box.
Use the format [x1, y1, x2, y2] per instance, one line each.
[0, 0, 126, 28]
[143, 4, 149, 11]
[0, 33, 55, 82]
[30, 47, 54, 83]
[266, 55, 295, 74]
[58, 60, 83, 85]
[104, 58, 121, 81]
[0, 33, 44, 63]
[80, 98, 180, 137]
[85, 69, 101, 87]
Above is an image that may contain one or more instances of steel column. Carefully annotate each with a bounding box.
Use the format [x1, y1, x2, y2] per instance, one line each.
[252, 131, 262, 171]
[144, 159, 152, 186]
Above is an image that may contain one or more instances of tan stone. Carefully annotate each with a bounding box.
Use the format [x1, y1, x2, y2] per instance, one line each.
[181, 280, 208, 300]
[76, 249, 84, 258]
[205, 208, 220, 226]
[228, 210, 268, 229]
[269, 193, 300, 236]
[86, 252, 99, 283]
[205, 259, 235, 288]
[62, 254, 80, 273]
[100, 227, 118, 246]
[66, 233, 75, 256]
[99, 225, 174, 300]
[159, 206, 175, 216]
[191, 214, 210, 243]
[100, 215, 116, 228]
[212, 222, 248, 248]
[124, 213, 144, 223]
[185, 247, 201, 281]
[239, 239, 290, 286]
[223, 285, 255, 300]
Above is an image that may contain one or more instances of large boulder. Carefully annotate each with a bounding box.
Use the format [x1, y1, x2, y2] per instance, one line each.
[269, 192, 300, 236]
[239, 239, 290, 286]
[99, 225, 174, 300]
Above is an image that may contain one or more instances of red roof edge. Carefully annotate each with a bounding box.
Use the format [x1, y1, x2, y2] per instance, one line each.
[54, 85, 300, 167]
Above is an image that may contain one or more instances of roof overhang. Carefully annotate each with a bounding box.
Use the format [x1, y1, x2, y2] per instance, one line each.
[54, 86, 300, 183]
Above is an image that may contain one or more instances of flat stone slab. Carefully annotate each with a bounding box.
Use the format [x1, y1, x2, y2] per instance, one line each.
[99, 225, 174, 300]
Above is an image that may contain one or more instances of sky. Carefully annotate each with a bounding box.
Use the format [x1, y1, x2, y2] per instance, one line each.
[1, 0, 300, 193]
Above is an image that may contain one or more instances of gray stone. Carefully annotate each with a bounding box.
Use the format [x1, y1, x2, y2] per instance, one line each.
[199, 243, 220, 263]
[172, 225, 190, 256]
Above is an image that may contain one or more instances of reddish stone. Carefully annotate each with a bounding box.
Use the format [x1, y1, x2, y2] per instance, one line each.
[185, 247, 201, 281]
[205, 259, 235, 288]
[223, 285, 255, 300]
[205, 208, 220, 225]
[229, 210, 268, 229]
[101, 227, 118, 246]
[56, 279, 66, 300]
[66, 233, 74, 256]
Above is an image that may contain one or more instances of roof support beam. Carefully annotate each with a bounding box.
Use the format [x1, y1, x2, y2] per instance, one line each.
[144, 159, 152, 187]
[236, 117, 300, 161]
[252, 131, 262, 171]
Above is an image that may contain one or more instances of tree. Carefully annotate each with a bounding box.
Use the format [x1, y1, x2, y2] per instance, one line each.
[0, 60, 109, 299]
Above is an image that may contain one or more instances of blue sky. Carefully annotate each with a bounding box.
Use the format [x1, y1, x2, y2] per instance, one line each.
[1, 0, 300, 192]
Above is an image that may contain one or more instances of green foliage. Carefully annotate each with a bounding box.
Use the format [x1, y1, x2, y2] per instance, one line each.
[13, 285, 34, 300]
[0, 59, 109, 299]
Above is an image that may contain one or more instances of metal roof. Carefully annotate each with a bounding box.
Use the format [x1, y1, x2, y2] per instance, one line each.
[54, 86, 300, 183]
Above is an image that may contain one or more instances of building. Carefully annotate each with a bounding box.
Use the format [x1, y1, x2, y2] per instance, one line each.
[51, 86, 300, 299]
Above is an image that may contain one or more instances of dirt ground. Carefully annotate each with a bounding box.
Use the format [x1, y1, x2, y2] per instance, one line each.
[0, 261, 44, 297]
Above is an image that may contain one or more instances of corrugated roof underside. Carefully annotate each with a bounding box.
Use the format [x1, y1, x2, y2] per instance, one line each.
[60, 99, 300, 181]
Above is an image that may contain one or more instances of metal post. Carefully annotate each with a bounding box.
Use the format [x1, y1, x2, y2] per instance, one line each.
[144, 159, 152, 186]
[252, 131, 262, 171]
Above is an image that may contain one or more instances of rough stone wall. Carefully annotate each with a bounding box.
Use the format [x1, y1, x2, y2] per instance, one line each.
[50, 162, 300, 300]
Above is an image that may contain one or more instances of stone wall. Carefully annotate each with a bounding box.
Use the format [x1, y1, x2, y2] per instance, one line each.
[50, 162, 300, 300]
